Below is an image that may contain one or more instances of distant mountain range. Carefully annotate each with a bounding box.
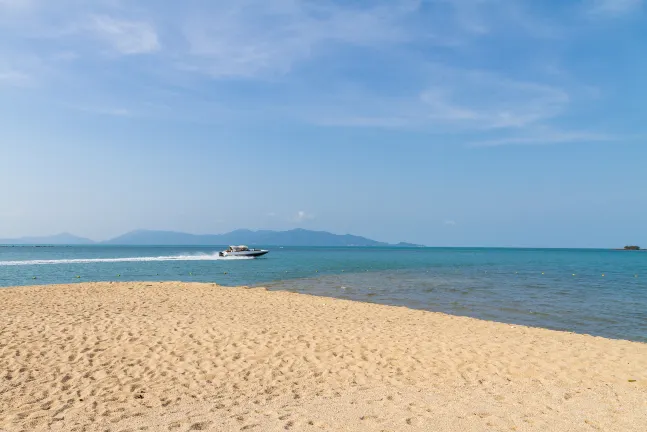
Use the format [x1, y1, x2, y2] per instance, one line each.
[0, 232, 95, 245]
[0, 229, 424, 247]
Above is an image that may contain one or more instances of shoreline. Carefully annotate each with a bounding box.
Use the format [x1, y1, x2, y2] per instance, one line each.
[3, 271, 645, 344]
[2, 282, 646, 431]
[4, 279, 646, 343]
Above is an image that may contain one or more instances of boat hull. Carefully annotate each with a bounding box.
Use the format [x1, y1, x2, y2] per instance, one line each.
[219, 250, 269, 258]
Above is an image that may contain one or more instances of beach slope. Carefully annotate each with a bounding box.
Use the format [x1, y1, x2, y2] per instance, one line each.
[1, 282, 646, 431]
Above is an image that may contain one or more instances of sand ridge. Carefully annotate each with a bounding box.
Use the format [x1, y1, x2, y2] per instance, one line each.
[1, 281, 646, 431]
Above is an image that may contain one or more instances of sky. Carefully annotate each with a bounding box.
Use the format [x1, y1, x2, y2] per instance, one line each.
[0, 0, 646, 248]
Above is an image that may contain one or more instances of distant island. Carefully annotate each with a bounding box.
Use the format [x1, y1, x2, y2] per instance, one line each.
[0, 233, 95, 245]
[0, 229, 424, 248]
[612, 245, 642, 251]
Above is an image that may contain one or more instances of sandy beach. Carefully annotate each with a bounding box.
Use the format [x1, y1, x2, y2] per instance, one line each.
[1, 282, 646, 431]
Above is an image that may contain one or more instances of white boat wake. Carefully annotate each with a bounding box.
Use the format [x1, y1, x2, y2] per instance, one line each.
[0, 253, 254, 266]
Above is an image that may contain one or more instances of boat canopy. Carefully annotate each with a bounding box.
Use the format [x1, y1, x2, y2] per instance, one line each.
[229, 245, 249, 252]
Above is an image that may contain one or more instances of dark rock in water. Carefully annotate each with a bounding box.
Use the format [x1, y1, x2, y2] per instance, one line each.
[623, 246, 641, 251]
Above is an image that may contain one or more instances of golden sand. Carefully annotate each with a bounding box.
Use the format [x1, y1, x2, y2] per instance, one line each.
[1, 282, 646, 431]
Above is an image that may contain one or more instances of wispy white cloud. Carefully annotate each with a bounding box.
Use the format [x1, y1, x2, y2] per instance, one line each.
[307, 66, 571, 134]
[177, 0, 568, 79]
[469, 130, 616, 147]
[420, 68, 570, 129]
[294, 210, 315, 223]
[444, 220, 457, 226]
[586, 0, 643, 16]
[69, 104, 136, 117]
[431, 0, 565, 41]
[180, 0, 420, 78]
[0, 68, 31, 86]
[0, 48, 82, 89]
[0, 0, 31, 9]
[0, 0, 633, 148]
[88, 15, 160, 55]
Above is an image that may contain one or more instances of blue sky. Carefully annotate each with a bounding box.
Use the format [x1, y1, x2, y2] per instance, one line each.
[0, 0, 645, 247]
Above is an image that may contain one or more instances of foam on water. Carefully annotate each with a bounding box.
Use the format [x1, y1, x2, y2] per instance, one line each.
[0, 253, 253, 266]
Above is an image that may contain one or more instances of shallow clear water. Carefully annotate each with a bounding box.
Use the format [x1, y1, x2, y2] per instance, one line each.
[1, 246, 645, 342]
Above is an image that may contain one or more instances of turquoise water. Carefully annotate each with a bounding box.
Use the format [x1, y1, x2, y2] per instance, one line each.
[1, 246, 645, 342]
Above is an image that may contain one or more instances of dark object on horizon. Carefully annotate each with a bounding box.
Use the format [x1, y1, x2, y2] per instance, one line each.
[624, 245, 641, 251]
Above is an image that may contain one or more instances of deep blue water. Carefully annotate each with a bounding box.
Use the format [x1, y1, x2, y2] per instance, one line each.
[1, 246, 645, 342]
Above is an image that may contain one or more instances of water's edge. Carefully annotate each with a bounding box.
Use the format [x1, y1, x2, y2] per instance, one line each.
[1, 246, 645, 342]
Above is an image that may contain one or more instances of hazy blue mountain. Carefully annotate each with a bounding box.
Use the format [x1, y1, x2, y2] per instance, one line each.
[102, 229, 423, 247]
[103, 230, 206, 245]
[1, 229, 423, 247]
[0, 232, 95, 245]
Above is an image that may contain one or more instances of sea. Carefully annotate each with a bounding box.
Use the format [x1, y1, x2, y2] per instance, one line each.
[1, 246, 645, 342]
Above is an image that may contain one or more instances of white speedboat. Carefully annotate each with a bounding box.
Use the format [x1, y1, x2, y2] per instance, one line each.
[219, 245, 269, 257]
